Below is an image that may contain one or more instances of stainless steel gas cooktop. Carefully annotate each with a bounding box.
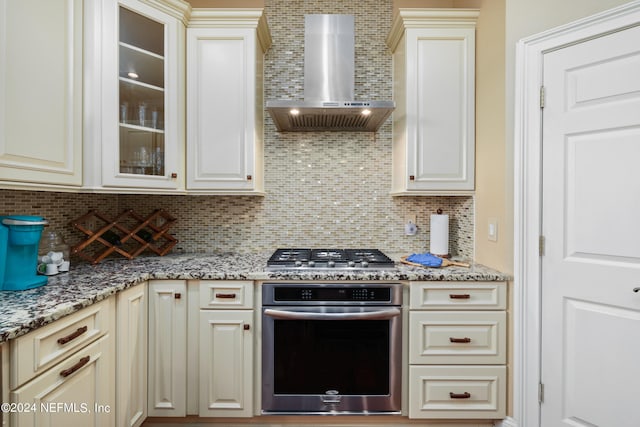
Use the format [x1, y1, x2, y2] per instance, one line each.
[266, 248, 396, 271]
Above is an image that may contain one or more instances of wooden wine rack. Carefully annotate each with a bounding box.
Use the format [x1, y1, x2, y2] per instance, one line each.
[70, 209, 178, 264]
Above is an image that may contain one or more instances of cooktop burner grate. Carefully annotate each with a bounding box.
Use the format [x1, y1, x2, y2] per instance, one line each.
[266, 248, 396, 270]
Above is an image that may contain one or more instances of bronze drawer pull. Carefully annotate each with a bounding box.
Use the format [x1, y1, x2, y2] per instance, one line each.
[449, 392, 471, 399]
[60, 356, 90, 378]
[449, 294, 471, 299]
[215, 293, 237, 299]
[57, 326, 88, 345]
[449, 337, 472, 343]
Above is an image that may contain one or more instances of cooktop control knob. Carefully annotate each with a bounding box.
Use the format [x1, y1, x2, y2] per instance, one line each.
[361, 261, 369, 268]
[295, 260, 302, 267]
[348, 261, 356, 267]
[308, 260, 315, 267]
[328, 260, 335, 268]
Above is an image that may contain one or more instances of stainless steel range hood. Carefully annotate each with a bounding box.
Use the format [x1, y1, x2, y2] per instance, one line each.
[266, 14, 395, 132]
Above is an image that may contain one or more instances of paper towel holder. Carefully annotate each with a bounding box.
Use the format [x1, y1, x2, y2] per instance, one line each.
[430, 208, 451, 258]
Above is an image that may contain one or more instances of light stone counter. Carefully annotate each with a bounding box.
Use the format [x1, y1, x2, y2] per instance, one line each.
[0, 253, 509, 343]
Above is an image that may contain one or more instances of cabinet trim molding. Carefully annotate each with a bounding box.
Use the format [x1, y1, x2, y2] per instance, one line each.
[140, 0, 191, 25]
[188, 8, 272, 53]
[387, 8, 480, 51]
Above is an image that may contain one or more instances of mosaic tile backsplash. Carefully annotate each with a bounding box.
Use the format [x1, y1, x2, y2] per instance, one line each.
[0, 0, 474, 260]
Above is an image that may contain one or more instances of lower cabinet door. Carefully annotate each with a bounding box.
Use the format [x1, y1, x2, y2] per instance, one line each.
[148, 280, 187, 417]
[116, 283, 148, 427]
[199, 310, 253, 417]
[10, 335, 114, 427]
[409, 365, 506, 419]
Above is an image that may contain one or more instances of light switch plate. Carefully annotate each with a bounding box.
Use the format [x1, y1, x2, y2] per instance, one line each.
[488, 218, 498, 242]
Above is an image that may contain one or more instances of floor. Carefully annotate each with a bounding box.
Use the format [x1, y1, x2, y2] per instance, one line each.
[141, 416, 492, 426]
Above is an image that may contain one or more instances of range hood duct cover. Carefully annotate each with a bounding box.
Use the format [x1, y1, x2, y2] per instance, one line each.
[266, 14, 394, 132]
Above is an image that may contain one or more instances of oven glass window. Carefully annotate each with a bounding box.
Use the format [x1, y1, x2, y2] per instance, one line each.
[273, 319, 390, 395]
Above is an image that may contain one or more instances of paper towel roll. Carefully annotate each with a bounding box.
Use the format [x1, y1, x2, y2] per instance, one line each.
[430, 213, 449, 256]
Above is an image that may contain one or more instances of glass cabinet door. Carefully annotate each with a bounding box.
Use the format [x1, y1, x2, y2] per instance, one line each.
[118, 6, 165, 176]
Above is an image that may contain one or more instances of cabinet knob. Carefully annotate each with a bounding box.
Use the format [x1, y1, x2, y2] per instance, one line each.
[409, 175, 415, 181]
[243, 324, 250, 331]
[170, 173, 178, 179]
[174, 293, 181, 299]
[246, 175, 252, 181]
[634, 287, 640, 293]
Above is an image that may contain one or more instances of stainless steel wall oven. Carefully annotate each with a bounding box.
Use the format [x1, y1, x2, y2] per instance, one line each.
[261, 282, 403, 414]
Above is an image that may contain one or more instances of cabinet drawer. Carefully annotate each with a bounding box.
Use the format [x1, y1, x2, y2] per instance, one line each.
[409, 311, 506, 364]
[409, 365, 506, 419]
[10, 298, 112, 389]
[410, 282, 506, 310]
[199, 281, 253, 309]
[10, 334, 113, 426]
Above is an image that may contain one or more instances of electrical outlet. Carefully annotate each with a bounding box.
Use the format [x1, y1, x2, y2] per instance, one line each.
[488, 218, 498, 242]
[404, 214, 418, 236]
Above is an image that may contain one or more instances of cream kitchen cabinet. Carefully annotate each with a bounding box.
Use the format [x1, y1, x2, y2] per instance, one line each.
[148, 280, 187, 417]
[198, 281, 254, 417]
[0, 0, 83, 189]
[116, 282, 147, 427]
[8, 298, 115, 427]
[387, 9, 478, 194]
[186, 10, 271, 194]
[84, 0, 188, 192]
[408, 281, 507, 419]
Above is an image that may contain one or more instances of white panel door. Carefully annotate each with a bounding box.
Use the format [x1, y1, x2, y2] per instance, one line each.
[406, 27, 475, 191]
[116, 284, 147, 427]
[186, 27, 256, 191]
[199, 310, 253, 417]
[0, 0, 82, 187]
[148, 280, 186, 417]
[541, 24, 640, 427]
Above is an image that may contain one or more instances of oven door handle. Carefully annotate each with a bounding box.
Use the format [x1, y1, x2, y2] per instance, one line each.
[263, 307, 401, 321]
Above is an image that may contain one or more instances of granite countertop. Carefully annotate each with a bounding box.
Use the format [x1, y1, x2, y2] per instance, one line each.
[0, 252, 509, 343]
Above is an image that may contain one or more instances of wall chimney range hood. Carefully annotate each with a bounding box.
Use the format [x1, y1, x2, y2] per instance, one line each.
[266, 14, 395, 132]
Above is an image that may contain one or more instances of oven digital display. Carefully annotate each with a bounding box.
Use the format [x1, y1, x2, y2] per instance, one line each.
[273, 287, 391, 302]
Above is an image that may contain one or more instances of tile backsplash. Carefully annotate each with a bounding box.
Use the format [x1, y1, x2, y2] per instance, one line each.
[0, 0, 474, 260]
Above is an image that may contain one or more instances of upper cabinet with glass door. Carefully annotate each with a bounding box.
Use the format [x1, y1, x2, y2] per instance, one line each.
[84, 0, 189, 192]
[118, 7, 166, 177]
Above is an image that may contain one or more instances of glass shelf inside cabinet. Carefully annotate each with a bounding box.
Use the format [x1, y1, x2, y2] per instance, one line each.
[118, 6, 166, 177]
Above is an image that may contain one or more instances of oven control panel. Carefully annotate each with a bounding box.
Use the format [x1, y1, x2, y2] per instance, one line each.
[275, 287, 390, 302]
[262, 283, 403, 306]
